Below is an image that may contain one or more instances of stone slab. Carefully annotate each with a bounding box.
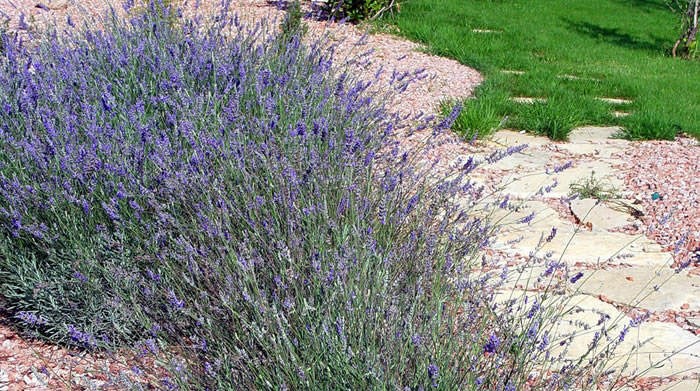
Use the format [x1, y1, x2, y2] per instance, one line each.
[578, 267, 700, 312]
[499, 161, 625, 199]
[550, 142, 626, 158]
[550, 295, 700, 378]
[510, 96, 546, 104]
[491, 129, 552, 147]
[493, 221, 670, 267]
[567, 126, 622, 143]
[570, 198, 635, 232]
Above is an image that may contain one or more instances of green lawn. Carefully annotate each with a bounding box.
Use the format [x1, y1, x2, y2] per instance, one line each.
[383, 0, 700, 140]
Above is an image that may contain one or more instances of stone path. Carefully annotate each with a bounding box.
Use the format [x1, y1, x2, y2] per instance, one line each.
[464, 126, 699, 389]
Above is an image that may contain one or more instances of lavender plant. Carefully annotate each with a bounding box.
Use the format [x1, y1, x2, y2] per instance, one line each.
[0, 2, 666, 390]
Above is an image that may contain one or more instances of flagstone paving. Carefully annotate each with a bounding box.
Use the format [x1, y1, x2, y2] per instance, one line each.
[471, 126, 700, 387]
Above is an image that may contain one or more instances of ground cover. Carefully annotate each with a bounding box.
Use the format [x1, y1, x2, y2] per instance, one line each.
[384, 0, 700, 140]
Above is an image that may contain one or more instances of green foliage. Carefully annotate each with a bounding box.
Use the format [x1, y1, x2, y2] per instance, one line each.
[132, 0, 181, 25]
[325, 0, 399, 22]
[666, 0, 699, 58]
[280, 0, 307, 42]
[440, 85, 510, 139]
[620, 109, 680, 140]
[509, 93, 611, 141]
[569, 171, 620, 201]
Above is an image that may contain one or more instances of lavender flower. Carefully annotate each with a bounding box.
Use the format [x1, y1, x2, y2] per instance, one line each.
[15, 311, 46, 326]
[167, 289, 185, 309]
[412, 333, 422, 347]
[519, 212, 535, 224]
[72, 271, 88, 283]
[484, 334, 500, 353]
[570, 272, 584, 284]
[428, 363, 439, 387]
[553, 161, 572, 173]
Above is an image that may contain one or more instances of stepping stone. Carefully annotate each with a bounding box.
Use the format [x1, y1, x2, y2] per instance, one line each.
[499, 160, 624, 199]
[613, 111, 631, 118]
[596, 97, 633, 105]
[501, 69, 525, 75]
[661, 380, 700, 390]
[510, 97, 546, 104]
[551, 142, 626, 158]
[578, 266, 700, 313]
[491, 129, 551, 147]
[557, 74, 601, 82]
[492, 208, 669, 267]
[567, 126, 622, 143]
[569, 198, 634, 232]
[471, 28, 502, 33]
[549, 295, 700, 378]
[486, 150, 553, 171]
[618, 321, 700, 378]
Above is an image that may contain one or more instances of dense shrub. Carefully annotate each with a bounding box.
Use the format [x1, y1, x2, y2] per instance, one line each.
[0, 2, 641, 390]
[322, 0, 399, 22]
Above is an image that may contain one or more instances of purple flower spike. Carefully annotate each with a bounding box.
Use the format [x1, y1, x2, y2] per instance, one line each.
[428, 363, 439, 387]
[570, 271, 584, 283]
[484, 333, 500, 353]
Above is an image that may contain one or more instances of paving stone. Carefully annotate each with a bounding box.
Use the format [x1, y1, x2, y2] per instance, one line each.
[471, 28, 502, 33]
[570, 198, 635, 232]
[550, 142, 625, 158]
[557, 74, 601, 82]
[499, 161, 625, 199]
[663, 379, 700, 390]
[619, 321, 700, 378]
[491, 129, 552, 147]
[567, 126, 622, 143]
[484, 150, 553, 171]
[578, 267, 700, 312]
[549, 295, 700, 378]
[493, 221, 670, 267]
[510, 96, 546, 104]
[596, 97, 633, 105]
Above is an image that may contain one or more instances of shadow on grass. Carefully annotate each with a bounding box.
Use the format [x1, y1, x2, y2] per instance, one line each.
[562, 18, 670, 53]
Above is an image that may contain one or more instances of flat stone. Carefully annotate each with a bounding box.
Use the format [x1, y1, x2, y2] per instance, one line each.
[499, 160, 624, 199]
[493, 219, 669, 267]
[557, 74, 601, 82]
[472, 28, 502, 33]
[620, 321, 700, 377]
[578, 267, 700, 313]
[486, 150, 554, 171]
[567, 126, 622, 143]
[491, 129, 551, 147]
[570, 198, 634, 232]
[510, 96, 546, 104]
[596, 97, 633, 105]
[549, 295, 700, 378]
[501, 69, 525, 75]
[550, 142, 625, 158]
[662, 380, 700, 390]
[613, 111, 631, 118]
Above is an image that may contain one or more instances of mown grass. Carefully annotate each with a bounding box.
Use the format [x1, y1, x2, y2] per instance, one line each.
[385, 0, 700, 140]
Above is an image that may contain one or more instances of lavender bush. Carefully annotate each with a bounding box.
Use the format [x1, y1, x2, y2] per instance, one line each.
[0, 2, 654, 390]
